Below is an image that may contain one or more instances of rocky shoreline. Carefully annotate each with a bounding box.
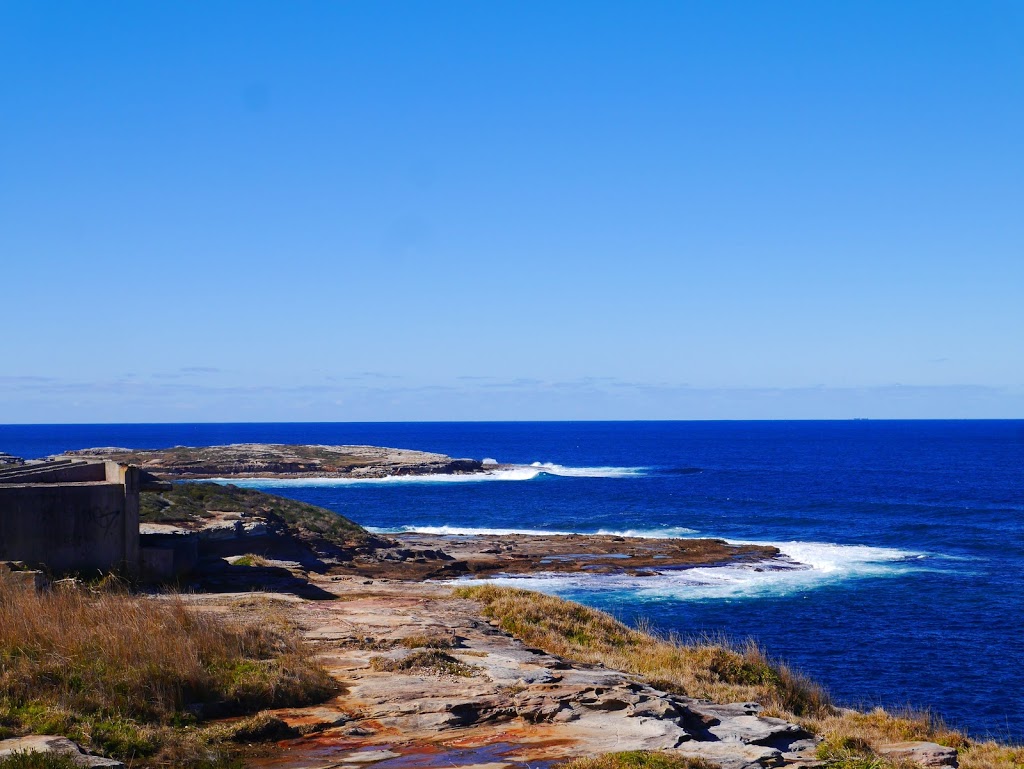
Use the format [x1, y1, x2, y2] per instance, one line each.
[1, 444, 987, 769]
[64, 442, 786, 580]
[176, 577, 960, 769]
[203, 578, 823, 769]
[133, 480, 783, 583]
[138, 496, 784, 586]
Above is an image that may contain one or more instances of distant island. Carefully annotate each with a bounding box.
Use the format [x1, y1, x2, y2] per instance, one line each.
[60, 442, 487, 479]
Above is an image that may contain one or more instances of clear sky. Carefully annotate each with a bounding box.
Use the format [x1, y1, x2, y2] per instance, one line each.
[2, 1, 1022, 422]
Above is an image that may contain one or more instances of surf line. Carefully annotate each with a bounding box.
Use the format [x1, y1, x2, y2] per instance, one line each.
[209, 463, 647, 487]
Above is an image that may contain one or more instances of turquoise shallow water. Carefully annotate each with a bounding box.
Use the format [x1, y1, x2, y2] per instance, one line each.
[3, 420, 1022, 741]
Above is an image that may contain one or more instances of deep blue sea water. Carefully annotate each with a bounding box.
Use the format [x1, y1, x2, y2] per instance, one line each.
[2, 421, 1022, 741]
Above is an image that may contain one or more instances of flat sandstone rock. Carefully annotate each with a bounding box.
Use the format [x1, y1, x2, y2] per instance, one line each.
[211, 579, 816, 769]
[877, 741, 959, 768]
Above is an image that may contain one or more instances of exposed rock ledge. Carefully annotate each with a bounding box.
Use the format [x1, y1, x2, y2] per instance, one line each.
[186, 576, 954, 769]
[191, 578, 825, 769]
[345, 532, 781, 580]
[60, 443, 484, 479]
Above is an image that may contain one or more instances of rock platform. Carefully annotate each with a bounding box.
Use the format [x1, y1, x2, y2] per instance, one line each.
[187, 578, 821, 769]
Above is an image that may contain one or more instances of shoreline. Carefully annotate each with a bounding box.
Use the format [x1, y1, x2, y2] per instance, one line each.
[2, 444, 1019, 768]
[54, 444, 643, 483]
[330, 531, 782, 581]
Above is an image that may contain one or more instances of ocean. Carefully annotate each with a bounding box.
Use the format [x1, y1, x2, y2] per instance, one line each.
[2, 420, 1021, 741]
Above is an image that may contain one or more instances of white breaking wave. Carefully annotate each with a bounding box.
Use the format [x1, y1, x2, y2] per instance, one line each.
[372, 525, 579, 536]
[594, 526, 700, 538]
[377, 525, 923, 598]
[367, 524, 699, 538]
[458, 538, 927, 601]
[528, 462, 645, 478]
[208, 463, 645, 488]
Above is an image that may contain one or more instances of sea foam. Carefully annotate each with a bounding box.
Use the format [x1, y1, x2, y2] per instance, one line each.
[209, 463, 645, 488]
[454, 537, 926, 601]
[367, 524, 699, 538]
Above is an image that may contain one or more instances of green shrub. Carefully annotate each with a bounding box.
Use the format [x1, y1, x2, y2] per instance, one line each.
[140, 482, 369, 546]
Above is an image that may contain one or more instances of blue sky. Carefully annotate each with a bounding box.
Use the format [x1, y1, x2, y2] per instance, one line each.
[2, 2, 1022, 422]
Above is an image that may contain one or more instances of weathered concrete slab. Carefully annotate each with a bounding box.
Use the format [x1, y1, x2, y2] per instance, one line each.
[0, 459, 140, 576]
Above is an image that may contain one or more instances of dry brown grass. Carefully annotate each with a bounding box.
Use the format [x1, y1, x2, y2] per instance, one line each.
[454, 585, 829, 715]
[368, 649, 479, 677]
[806, 709, 1024, 769]
[0, 578, 335, 721]
[0, 573, 336, 766]
[399, 633, 455, 649]
[958, 741, 1024, 769]
[806, 708, 969, 751]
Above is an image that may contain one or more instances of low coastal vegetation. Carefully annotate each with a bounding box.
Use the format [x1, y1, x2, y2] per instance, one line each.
[456, 585, 1023, 769]
[555, 751, 719, 769]
[0, 753, 81, 769]
[369, 649, 479, 677]
[453, 584, 828, 713]
[230, 553, 273, 568]
[807, 710, 1024, 769]
[399, 633, 456, 649]
[140, 481, 371, 546]
[0, 573, 336, 768]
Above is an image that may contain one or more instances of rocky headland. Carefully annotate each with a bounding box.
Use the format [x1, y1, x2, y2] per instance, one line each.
[3, 444, 1011, 769]
[133, 479, 781, 586]
[66, 443, 785, 580]
[193, 578, 827, 769]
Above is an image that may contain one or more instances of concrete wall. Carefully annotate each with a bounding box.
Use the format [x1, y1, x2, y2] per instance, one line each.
[111, 464, 141, 573]
[0, 462, 108, 485]
[0, 482, 131, 574]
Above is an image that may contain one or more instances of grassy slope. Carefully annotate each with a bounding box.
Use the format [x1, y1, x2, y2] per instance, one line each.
[453, 584, 828, 714]
[0, 574, 337, 768]
[456, 585, 1023, 769]
[140, 482, 372, 547]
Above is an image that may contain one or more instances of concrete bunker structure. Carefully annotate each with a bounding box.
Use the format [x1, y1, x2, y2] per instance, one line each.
[0, 458, 170, 576]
